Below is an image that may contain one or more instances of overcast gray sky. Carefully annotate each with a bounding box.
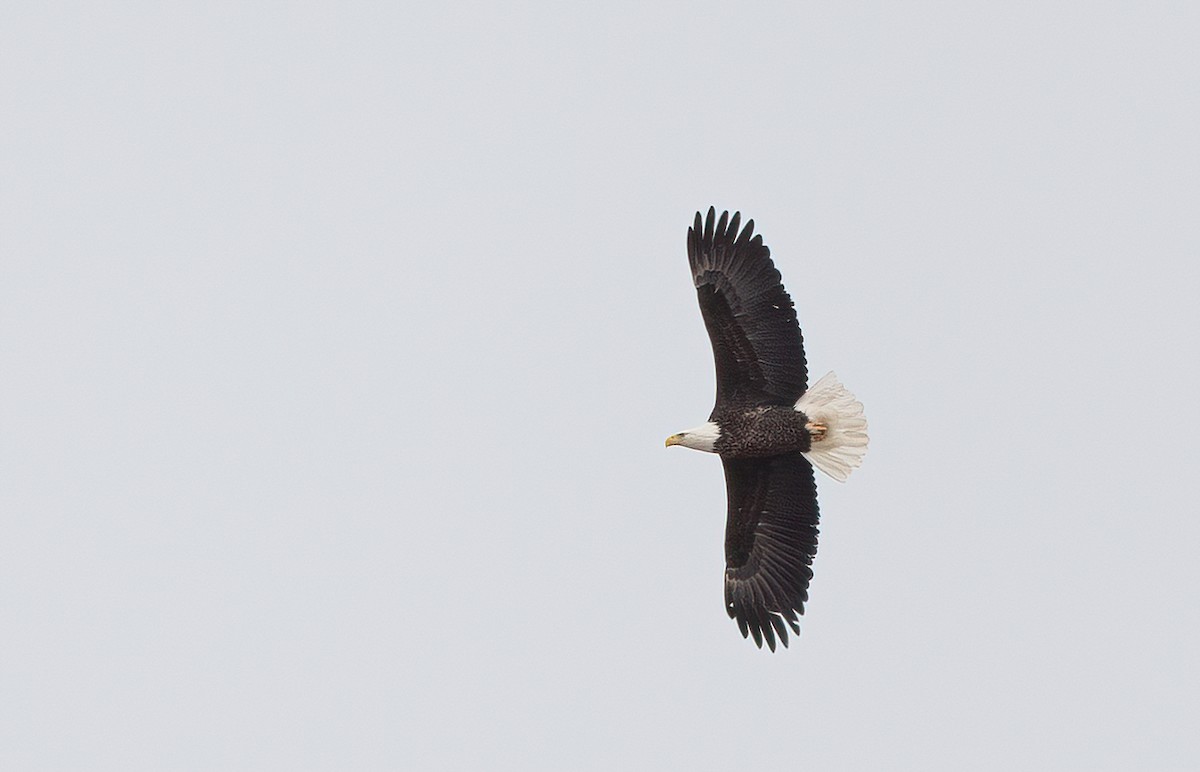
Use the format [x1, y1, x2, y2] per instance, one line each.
[3, 3, 1199, 770]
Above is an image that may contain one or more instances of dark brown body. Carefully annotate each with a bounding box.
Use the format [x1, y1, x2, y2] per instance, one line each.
[712, 406, 814, 458]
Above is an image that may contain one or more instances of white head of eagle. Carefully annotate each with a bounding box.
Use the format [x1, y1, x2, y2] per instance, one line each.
[664, 207, 868, 651]
[664, 422, 720, 452]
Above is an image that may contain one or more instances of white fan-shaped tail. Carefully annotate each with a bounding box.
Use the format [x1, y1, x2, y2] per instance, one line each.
[794, 371, 868, 482]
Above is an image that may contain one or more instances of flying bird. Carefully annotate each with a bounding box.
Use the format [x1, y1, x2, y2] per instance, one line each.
[666, 207, 868, 651]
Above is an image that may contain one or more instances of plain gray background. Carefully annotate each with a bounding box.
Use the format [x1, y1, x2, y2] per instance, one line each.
[3, 3, 1198, 770]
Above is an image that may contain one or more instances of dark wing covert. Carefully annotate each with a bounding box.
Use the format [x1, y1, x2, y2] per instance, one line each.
[687, 207, 808, 410]
[722, 452, 820, 651]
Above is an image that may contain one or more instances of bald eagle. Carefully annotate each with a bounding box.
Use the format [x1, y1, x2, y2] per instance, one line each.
[666, 208, 868, 650]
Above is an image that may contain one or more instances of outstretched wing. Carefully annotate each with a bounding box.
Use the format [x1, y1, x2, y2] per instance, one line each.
[722, 452, 820, 651]
[688, 207, 808, 410]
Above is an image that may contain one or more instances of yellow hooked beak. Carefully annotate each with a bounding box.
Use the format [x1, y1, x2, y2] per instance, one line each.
[665, 434, 684, 448]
